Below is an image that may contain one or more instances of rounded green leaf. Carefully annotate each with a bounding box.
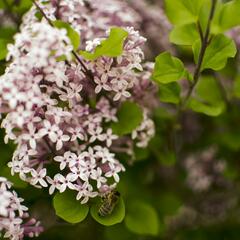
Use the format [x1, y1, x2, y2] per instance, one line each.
[170, 23, 199, 45]
[158, 82, 181, 104]
[112, 101, 143, 136]
[187, 76, 226, 116]
[90, 197, 125, 226]
[165, 0, 206, 26]
[219, 0, 240, 31]
[193, 34, 237, 71]
[125, 200, 159, 236]
[152, 52, 187, 84]
[53, 191, 89, 224]
[80, 27, 128, 60]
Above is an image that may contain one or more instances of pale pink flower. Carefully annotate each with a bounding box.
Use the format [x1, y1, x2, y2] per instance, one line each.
[30, 169, 48, 187]
[22, 123, 41, 149]
[94, 75, 111, 93]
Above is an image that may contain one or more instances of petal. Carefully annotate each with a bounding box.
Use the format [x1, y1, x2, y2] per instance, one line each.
[30, 139, 36, 149]
[59, 184, 66, 193]
[56, 140, 63, 151]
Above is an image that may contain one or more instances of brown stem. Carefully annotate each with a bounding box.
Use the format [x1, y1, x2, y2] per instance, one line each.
[181, 0, 217, 108]
[197, 21, 204, 43]
[172, 0, 217, 160]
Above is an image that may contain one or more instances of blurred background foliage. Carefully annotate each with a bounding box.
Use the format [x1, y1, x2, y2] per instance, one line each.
[1, 0, 240, 240]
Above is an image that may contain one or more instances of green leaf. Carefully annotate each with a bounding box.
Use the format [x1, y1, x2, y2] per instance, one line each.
[90, 197, 125, 226]
[125, 200, 159, 236]
[170, 23, 200, 45]
[158, 82, 181, 104]
[80, 27, 128, 60]
[112, 101, 143, 136]
[53, 20, 80, 51]
[187, 76, 226, 116]
[152, 52, 187, 84]
[197, 1, 223, 34]
[0, 39, 9, 60]
[219, 0, 240, 31]
[193, 34, 237, 71]
[53, 191, 89, 224]
[165, 0, 207, 26]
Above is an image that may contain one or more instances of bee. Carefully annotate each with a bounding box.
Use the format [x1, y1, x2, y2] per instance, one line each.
[98, 190, 120, 217]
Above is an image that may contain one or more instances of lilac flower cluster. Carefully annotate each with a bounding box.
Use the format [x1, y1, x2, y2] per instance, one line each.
[0, 177, 42, 240]
[184, 147, 226, 192]
[0, 0, 157, 203]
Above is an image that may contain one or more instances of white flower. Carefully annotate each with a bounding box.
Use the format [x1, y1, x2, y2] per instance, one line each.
[54, 130, 70, 151]
[94, 75, 111, 93]
[68, 127, 85, 141]
[85, 38, 102, 52]
[45, 62, 68, 87]
[29, 47, 49, 68]
[54, 151, 76, 170]
[3, 86, 25, 109]
[30, 169, 48, 187]
[0, 191, 12, 217]
[88, 126, 106, 143]
[0, 177, 43, 238]
[46, 175, 61, 195]
[104, 129, 118, 147]
[94, 146, 116, 164]
[38, 120, 59, 141]
[22, 123, 41, 149]
[105, 163, 124, 182]
[75, 182, 98, 204]
[56, 174, 76, 193]
[11, 106, 32, 127]
[91, 168, 107, 188]
[113, 87, 131, 101]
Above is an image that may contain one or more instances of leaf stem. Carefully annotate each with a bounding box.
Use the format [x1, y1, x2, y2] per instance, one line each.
[172, 0, 217, 160]
[181, 0, 217, 108]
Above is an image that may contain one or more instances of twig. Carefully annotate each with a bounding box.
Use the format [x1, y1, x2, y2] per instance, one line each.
[172, 0, 217, 159]
[181, 0, 217, 109]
